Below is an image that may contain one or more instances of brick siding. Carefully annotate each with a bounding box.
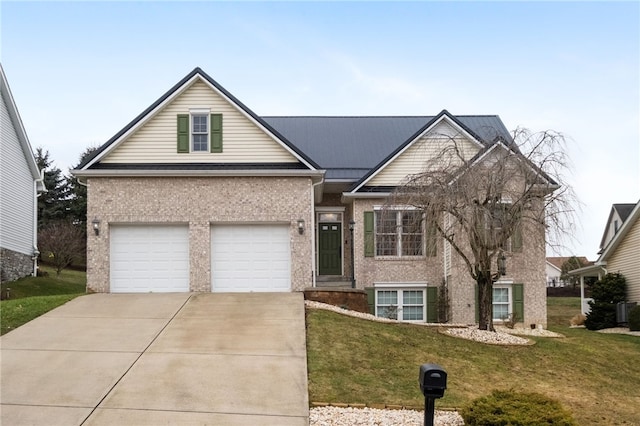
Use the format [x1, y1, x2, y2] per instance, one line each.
[86, 176, 313, 293]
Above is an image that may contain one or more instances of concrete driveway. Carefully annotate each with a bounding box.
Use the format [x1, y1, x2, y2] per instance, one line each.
[0, 293, 309, 425]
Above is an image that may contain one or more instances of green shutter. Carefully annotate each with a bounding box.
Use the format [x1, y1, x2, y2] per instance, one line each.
[426, 287, 438, 323]
[365, 287, 375, 315]
[364, 211, 374, 257]
[512, 283, 524, 323]
[177, 114, 189, 153]
[474, 284, 479, 323]
[210, 113, 223, 153]
[511, 223, 523, 252]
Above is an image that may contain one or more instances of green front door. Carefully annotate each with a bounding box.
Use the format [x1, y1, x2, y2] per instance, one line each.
[318, 223, 342, 275]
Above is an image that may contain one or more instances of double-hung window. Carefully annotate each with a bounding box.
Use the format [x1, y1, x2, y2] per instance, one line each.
[375, 210, 423, 257]
[492, 285, 511, 321]
[177, 110, 222, 154]
[375, 288, 426, 322]
[191, 113, 209, 152]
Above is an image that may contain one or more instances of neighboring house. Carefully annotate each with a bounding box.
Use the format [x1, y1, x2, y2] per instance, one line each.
[546, 257, 591, 287]
[73, 67, 550, 327]
[598, 203, 636, 253]
[570, 201, 640, 314]
[0, 64, 45, 283]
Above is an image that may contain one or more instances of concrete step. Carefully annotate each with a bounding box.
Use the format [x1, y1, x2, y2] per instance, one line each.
[315, 281, 353, 288]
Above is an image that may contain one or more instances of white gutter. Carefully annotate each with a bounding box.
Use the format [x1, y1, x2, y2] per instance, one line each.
[32, 170, 45, 276]
[72, 169, 326, 179]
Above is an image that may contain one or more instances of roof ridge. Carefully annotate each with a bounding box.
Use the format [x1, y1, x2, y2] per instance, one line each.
[262, 115, 433, 119]
[262, 115, 500, 118]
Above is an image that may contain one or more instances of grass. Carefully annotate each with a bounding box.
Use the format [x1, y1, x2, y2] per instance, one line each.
[306, 297, 640, 425]
[0, 266, 86, 335]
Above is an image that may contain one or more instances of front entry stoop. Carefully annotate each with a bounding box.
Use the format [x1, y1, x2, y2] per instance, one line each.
[315, 276, 354, 288]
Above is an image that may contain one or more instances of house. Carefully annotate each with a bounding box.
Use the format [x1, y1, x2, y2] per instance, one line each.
[73, 67, 550, 327]
[0, 64, 45, 283]
[598, 204, 636, 253]
[546, 257, 591, 287]
[570, 200, 640, 314]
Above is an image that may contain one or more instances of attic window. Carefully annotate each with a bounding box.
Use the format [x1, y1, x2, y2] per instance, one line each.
[177, 111, 222, 154]
[191, 113, 209, 152]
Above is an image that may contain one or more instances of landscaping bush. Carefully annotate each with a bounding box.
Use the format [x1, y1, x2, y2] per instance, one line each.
[629, 305, 640, 332]
[570, 313, 586, 326]
[585, 273, 626, 330]
[460, 389, 576, 426]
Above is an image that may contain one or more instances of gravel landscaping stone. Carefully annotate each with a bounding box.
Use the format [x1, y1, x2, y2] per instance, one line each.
[310, 406, 464, 426]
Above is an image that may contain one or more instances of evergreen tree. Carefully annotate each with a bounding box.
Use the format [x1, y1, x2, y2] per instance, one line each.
[35, 147, 70, 227]
[67, 146, 99, 226]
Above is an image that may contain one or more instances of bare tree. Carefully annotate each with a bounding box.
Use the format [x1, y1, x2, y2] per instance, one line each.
[389, 128, 577, 331]
[560, 256, 586, 289]
[38, 220, 86, 276]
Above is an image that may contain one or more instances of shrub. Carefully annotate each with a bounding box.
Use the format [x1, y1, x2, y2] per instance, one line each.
[629, 305, 640, 332]
[460, 389, 576, 426]
[570, 314, 586, 326]
[585, 273, 627, 330]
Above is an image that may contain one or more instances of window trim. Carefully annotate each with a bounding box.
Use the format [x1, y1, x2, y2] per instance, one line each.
[493, 280, 513, 322]
[190, 108, 211, 153]
[373, 283, 428, 323]
[373, 207, 424, 258]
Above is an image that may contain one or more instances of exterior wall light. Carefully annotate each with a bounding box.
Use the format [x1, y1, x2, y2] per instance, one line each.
[497, 251, 507, 276]
[92, 218, 101, 236]
[297, 219, 305, 235]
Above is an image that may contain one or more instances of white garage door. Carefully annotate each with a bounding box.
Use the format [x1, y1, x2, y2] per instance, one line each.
[110, 225, 190, 293]
[211, 225, 291, 292]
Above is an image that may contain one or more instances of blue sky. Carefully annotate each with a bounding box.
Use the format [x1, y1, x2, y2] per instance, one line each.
[2, 1, 638, 259]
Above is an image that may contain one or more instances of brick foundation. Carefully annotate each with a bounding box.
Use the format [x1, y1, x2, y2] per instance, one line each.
[304, 288, 369, 313]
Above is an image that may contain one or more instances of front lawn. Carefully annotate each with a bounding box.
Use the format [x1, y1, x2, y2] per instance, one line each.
[306, 297, 640, 425]
[0, 266, 86, 335]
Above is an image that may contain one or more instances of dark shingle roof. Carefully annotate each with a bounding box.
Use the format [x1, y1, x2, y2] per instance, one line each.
[262, 115, 512, 180]
[614, 203, 636, 223]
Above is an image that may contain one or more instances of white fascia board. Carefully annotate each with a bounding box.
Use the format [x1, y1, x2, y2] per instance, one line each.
[83, 75, 201, 170]
[72, 168, 325, 180]
[568, 262, 606, 277]
[196, 77, 317, 171]
[341, 192, 391, 199]
[350, 114, 483, 193]
[599, 200, 640, 262]
[0, 65, 41, 181]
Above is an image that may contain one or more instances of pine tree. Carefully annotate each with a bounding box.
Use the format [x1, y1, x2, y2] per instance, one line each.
[35, 147, 70, 227]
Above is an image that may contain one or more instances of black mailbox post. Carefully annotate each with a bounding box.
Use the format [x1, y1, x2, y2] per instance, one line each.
[419, 363, 447, 426]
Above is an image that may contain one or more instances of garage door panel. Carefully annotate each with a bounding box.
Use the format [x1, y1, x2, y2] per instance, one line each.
[110, 225, 189, 293]
[211, 225, 291, 292]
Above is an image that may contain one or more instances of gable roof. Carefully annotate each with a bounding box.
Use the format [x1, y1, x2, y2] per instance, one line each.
[263, 113, 511, 181]
[343, 110, 513, 192]
[78, 67, 320, 171]
[599, 203, 637, 250]
[0, 64, 44, 190]
[600, 200, 640, 261]
[547, 256, 592, 271]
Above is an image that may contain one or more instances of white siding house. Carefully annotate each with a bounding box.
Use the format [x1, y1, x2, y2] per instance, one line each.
[0, 64, 45, 282]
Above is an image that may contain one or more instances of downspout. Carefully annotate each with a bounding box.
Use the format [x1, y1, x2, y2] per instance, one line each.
[32, 169, 45, 276]
[310, 178, 323, 288]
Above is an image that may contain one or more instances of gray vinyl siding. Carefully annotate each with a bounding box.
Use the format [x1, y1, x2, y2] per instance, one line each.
[0, 89, 36, 255]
